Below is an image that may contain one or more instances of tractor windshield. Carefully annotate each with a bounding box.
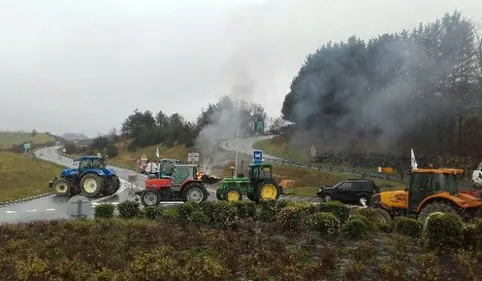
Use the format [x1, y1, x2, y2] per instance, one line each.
[444, 174, 459, 195]
[92, 158, 104, 168]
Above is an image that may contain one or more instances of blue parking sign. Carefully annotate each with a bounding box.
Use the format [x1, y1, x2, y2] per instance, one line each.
[253, 150, 263, 163]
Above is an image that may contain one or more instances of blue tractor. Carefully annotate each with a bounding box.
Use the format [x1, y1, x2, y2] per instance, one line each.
[48, 156, 121, 198]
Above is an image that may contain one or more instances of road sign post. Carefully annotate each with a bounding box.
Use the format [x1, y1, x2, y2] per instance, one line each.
[67, 195, 92, 219]
[253, 150, 263, 164]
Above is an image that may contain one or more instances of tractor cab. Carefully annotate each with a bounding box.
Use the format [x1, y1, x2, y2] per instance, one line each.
[407, 168, 463, 211]
[76, 156, 105, 173]
[249, 163, 273, 186]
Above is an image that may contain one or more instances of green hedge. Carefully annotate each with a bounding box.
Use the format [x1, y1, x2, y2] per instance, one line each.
[424, 213, 463, 252]
[342, 218, 369, 239]
[94, 203, 115, 219]
[309, 212, 340, 237]
[394, 217, 423, 239]
[319, 201, 350, 223]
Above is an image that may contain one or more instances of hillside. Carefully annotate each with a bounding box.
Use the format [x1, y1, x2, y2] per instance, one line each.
[0, 152, 64, 201]
[0, 132, 55, 149]
[61, 132, 89, 141]
[106, 141, 189, 170]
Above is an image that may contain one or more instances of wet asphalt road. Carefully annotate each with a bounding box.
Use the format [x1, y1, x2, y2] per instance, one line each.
[0, 139, 325, 224]
[0, 146, 219, 224]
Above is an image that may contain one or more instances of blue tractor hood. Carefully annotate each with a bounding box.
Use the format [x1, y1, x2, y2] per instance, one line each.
[61, 168, 79, 177]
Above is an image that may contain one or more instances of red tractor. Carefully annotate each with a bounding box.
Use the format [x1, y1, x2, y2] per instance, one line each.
[135, 164, 221, 207]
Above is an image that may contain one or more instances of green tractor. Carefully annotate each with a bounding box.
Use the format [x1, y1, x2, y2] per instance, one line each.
[216, 162, 282, 202]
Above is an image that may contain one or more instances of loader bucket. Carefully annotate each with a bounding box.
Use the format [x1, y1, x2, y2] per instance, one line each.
[201, 174, 222, 185]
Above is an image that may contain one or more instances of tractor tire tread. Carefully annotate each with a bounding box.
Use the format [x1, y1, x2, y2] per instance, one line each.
[80, 173, 104, 198]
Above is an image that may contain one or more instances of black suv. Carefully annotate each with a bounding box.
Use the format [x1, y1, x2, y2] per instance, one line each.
[316, 179, 380, 205]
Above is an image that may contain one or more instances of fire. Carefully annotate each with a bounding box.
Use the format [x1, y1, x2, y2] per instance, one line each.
[196, 171, 205, 180]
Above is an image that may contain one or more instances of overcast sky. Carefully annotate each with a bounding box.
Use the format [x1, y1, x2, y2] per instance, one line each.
[0, 0, 481, 137]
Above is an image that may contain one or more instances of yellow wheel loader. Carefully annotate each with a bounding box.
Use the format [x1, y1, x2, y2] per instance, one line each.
[371, 168, 482, 225]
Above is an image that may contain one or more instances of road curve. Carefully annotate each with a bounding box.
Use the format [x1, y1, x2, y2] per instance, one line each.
[220, 135, 409, 185]
[0, 141, 327, 224]
[0, 146, 216, 224]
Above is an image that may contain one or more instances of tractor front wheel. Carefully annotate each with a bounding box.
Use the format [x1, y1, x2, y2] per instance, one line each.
[141, 190, 161, 206]
[182, 183, 208, 203]
[52, 178, 71, 196]
[80, 174, 103, 198]
[226, 188, 242, 202]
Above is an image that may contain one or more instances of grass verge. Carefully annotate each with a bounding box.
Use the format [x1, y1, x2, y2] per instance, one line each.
[0, 152, 64, 201]
[0, 132, 54, 149]
[254, 136, 385, 173]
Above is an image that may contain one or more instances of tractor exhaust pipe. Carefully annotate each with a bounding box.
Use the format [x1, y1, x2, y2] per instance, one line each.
[240, 160, 244, 176]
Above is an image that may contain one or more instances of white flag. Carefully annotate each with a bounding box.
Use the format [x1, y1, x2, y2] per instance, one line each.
[411, 148, 418, 170]
[156, 146, 160, 158]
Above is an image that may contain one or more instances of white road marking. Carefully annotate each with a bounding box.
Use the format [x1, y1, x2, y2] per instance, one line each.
[5, 210, 17, 214]
[45, 208, 56, 211]
[25, 209, 37, 212]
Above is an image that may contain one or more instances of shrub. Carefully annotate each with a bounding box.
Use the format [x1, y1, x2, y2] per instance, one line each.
[162, 208, 179, 220]
[393, 217, 423, 239]
[275, 199, 290, 211]
[94, 203, 115, 219]
[140, 206, 163, 220]
[348, 215, 377, 232]
[319, 201, 350, 223]
[177, 201, 199, 221]
[211, 201, 237, 226]
[276, 206, 307, 231]
[189, 210, 210, 223]
[424, 213, 463, 252]
[309, 212, 340, 237]
[353, 208, 392, 228]
[233, 201, 256, 219]
[199, 201, 215, 219]
[341, 218, 369, 239]
[462, 224, 477, 251]
[288, 202, 319, 216]
[117, 200, 140, 219]
[256, 199, 277, 222]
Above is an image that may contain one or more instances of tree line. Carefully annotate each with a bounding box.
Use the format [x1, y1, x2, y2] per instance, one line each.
[119, 96, 267, 151]
[282, 11, 482, 157]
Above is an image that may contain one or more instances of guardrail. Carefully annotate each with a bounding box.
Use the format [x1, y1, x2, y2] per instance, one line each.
[219, 140, 408, 185]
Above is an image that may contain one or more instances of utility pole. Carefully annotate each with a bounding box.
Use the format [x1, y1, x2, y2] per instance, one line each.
[235, 128, 239, 176]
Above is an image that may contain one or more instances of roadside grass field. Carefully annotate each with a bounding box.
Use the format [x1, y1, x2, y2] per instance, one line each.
[0, 152, 64, 201]
[106, 141, 188, 170]
[272, 164, 405, 197]
[0, 132, 54, 149]
[254, 136, 387, 173]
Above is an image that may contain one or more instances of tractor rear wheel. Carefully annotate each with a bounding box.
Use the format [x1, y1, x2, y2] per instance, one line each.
[418, 201, 466, 227]
[52, 178, 71, 196]
[226, 188, 242, 202]
[182, 182, 208, 203]
[80, 174, 103, 198]
[104, 176, 121, 196]
[256, 181, 280, 201]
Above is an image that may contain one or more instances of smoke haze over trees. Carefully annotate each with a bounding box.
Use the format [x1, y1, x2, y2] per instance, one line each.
[282, 11, 482, 157]
[119, 96, 266, 155]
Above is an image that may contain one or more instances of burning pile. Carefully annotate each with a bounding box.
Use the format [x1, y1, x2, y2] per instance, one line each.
[197, 171, 222, 185]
